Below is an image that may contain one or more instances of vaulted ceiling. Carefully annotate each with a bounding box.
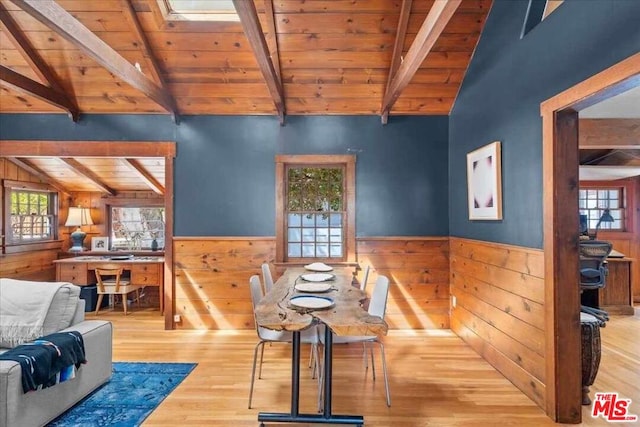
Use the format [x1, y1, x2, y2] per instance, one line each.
[0, 0, 492, 122]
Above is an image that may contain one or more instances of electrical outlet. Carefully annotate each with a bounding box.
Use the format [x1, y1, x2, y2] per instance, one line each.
[451, 295, 457, 308]
[173, 314, 181, 323]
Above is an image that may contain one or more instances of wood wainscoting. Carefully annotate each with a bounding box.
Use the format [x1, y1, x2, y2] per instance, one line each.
[449, 237, 546, 409]
[356, 237, 450, 329]
[172, 236, 450, 330]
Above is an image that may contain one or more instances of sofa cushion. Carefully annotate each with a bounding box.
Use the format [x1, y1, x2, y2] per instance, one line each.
[0, 279, 81, 347]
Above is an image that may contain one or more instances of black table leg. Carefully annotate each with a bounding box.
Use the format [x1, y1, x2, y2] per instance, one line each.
[257, 327, 364, 426]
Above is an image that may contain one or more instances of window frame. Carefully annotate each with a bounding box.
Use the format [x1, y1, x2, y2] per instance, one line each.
[579, 186, 625, 231]
[275, 155, 356, 264]
[579, 179, 636, 239]
[2, 180, 61, 254]
[105, 198, 165, 252]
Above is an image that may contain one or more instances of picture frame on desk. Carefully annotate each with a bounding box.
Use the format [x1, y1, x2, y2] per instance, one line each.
[91, 237, 109, 252]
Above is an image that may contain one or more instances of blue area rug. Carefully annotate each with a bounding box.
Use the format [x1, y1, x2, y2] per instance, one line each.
[48, 362, 196, 427]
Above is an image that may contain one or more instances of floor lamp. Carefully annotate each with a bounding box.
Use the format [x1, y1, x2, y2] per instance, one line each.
[66, 206, 94, 252]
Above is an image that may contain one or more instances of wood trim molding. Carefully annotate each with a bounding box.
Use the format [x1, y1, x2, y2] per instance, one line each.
[540, 52, 640, 422]
[357, 236, 449, 241]
[0, 141, 177, 157]
[164, 155, 174, 329]
[174, 236, 276, 241]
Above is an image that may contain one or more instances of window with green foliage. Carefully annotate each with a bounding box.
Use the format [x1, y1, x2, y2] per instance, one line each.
[8, 187, 57, 243]
[276, 155, 356, 263]
[286, 167, 344, 259]
[110, 206, 165, 250]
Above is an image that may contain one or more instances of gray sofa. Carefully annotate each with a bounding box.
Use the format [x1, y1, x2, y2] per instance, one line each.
[0, 278, 113, 427]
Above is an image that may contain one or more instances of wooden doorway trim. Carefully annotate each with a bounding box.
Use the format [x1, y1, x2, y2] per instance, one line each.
[0, 140, 177, 330]
[540, 53, 640, 423]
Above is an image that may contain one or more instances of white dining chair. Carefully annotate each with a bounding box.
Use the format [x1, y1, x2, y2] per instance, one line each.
[261, 262, 274, 294]
[320, 274, 391, 407]
[248, 275, 322, 409]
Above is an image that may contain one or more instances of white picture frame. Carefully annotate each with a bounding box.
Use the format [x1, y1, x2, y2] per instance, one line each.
[91, 236, 109, 252]
[467, 141, 503, 220]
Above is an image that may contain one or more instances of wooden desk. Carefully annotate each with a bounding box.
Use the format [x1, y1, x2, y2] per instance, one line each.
[254, 267, 387, 425]
[601, 257, 634, 315]
[54, 256, 165, 312]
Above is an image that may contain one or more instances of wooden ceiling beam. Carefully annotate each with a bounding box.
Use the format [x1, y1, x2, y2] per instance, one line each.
[579, 119, 640, 149]
[0, 2, 78, 121]
[233, 0, 285, 124]
[5, 157, 70, 195]
[382, 0, 413, 125]
[0, 65, 79, 119]
[263, 0, 282, 80]
[121, 158, 165, 195]
[9, 0, 179, 122]
[380, 0, 461, 122]
[59, 157, 116, 195]
[120, 0, 179, 123]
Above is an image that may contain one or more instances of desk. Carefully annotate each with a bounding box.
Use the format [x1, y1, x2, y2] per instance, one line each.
[254, 267, 387, 426]
[53, 256, 165, 313]
[601, 257, 634, 315]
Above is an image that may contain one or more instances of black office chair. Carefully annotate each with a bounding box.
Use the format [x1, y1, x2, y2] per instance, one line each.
[579, 240, 612, 325]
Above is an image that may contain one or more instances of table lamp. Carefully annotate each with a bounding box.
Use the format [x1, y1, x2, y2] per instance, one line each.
[589, 208, 614, 240]
[65, 206, 94, 252]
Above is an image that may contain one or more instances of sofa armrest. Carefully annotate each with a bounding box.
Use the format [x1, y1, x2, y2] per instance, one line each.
[70, 299, 86, 325]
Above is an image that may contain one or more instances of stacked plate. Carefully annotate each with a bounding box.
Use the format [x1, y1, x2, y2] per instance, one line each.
[304, 262, 333, 272]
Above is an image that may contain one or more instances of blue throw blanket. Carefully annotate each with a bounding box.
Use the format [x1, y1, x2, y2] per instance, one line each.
[0, 331, 86, 393]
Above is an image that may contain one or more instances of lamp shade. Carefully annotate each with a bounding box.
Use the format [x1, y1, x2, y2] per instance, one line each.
[599, 209, 614, 223]
[65, 207, 94, 227]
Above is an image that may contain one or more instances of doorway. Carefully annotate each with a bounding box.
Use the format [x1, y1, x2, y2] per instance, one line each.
[541, 53, 640, 422]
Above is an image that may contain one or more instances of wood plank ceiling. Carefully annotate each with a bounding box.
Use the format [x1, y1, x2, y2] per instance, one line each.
[0, 0, 492, 120]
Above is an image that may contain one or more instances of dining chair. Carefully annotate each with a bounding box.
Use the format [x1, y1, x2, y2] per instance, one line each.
[94, 268, 142, 315]
[261, 262, 274, 294]
[320, 274, 391, 406]
[248, 275, 322, 409]
[360, 264, 371, 291]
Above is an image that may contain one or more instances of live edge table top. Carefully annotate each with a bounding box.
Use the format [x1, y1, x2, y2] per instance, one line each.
[254, 267, 388, 337]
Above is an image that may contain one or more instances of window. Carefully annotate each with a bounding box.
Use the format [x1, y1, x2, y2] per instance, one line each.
[276, 155, 355, 263]
[158, 0, 239, 22]
[110, 206, 165, 251]
[579, 188, 625, 231]
[5, 182, 58, 244]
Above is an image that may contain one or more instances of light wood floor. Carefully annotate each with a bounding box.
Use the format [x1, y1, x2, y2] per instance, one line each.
[92, 308, 640, 426]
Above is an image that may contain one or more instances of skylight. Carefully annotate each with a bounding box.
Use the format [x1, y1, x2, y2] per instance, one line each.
[161, 0, 239, 22]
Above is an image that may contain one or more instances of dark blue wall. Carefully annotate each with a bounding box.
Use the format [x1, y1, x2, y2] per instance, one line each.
[449, 0, 640, 248]
[0, 114, 449, 237]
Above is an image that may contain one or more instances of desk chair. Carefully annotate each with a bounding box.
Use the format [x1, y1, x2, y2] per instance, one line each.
[320, 275, 391, 407]
[95, 268, 142, 315]
[579, 240, 612, 325]
[248, 275, 321, 409]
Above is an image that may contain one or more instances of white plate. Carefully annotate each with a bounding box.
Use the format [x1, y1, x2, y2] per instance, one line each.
[301, 273, 335, 282]
[290, 295, 334, 310]
[295, 282, 333, 293]
[304, 262, 333, 272]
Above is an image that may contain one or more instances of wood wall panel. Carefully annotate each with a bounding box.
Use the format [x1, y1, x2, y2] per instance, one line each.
[172, 236, 450, 330]
[450, 237, 546, 410]
[356, 237, 450, 329]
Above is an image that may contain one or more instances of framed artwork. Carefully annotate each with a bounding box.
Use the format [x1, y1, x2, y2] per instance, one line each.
[91, 236, 109, 252]
[467, 141, 503, 220]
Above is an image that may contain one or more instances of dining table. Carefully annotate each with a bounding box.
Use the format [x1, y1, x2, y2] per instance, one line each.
[253, 266, 388, 426]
